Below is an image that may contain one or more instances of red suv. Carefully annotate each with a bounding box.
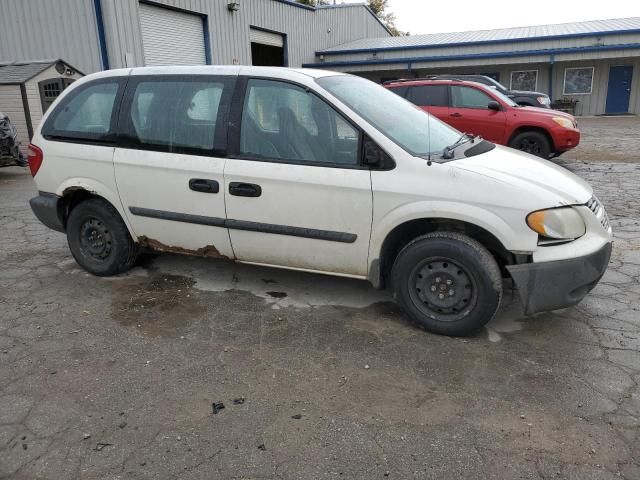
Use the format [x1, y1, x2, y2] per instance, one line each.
[385, 79, 580, 158]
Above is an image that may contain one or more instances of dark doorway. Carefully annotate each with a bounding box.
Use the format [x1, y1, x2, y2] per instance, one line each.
[251, 42, 284, 67]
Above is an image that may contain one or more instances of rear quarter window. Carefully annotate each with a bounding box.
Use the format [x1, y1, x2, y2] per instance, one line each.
[42, 80, 122, 143]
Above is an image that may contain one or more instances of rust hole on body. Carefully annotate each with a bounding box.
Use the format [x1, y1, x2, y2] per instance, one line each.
[137, 236, 230, 260]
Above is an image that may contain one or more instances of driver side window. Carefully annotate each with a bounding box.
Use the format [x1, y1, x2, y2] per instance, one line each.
[451, 86, 492, 109]
[240, 79, 360, 166]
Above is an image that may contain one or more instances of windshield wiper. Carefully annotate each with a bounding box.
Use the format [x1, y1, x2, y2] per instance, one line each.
[442, 133, 473, 159]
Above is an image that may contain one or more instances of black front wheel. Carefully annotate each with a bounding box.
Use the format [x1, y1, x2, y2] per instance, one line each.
[66, 198, 138, 276]
[509, 131, 551, 158]
[391, 232, 503, 336]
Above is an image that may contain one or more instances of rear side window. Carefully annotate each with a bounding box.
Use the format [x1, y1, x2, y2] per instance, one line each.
[42, 80, 121, 142]
[406, 85, 448, 107]
[451, 86, 492, 109]
[120, 77, 233, 155]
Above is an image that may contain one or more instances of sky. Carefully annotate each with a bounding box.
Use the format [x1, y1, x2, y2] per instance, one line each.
[334, 0, 640, 35]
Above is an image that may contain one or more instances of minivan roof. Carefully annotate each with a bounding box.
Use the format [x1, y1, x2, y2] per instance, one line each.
[87, 65, 346, 80]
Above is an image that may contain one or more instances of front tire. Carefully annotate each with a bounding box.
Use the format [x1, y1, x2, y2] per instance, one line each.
[391, 232, 502, 336]
[509, 131, 551, 158]
[66, 198, 138, 276]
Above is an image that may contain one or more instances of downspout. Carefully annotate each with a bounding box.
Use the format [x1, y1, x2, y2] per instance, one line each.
[548, 54, 555, 101]
[93, 0, 110, 70]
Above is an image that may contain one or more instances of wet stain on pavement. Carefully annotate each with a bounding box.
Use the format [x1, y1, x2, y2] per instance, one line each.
[111, 274, 205, 336]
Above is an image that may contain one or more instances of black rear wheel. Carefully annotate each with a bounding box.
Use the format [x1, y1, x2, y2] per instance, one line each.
[66, 198, 138, 276]
[392, 232, 502, 336]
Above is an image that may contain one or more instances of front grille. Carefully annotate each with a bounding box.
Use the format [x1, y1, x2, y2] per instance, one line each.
[586, 195, 610, 231]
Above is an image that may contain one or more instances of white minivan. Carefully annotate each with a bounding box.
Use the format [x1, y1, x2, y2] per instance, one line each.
[28, 66, 612, 336]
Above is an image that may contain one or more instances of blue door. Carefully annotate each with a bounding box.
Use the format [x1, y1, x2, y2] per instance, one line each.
[605, 66, 633, 114]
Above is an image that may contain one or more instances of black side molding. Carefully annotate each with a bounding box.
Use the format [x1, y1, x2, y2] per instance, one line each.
[129, 207, 226, 227]
[129, 207, 357, 244]
[226, 219, 357, 243]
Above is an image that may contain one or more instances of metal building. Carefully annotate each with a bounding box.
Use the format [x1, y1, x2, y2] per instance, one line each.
[305, 17, 640, 116]
[0, 0, 390, 75]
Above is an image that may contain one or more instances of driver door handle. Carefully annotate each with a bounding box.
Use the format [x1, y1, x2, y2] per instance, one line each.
[450, 112, 462, 118]
[229, 182, 262, 197]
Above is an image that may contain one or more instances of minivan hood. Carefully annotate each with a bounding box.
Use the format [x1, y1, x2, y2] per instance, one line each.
[452, 145, 592, 206]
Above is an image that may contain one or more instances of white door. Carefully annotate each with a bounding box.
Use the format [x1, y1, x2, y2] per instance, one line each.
[113, 76, 234, 257]
[224, 79, 373, 277]
[139, 3, 206, 66]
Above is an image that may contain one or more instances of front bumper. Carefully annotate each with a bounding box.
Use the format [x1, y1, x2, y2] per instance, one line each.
[29, 192, 65, 233]
[506, 242, 612, 315]
[553, 128, 581, 153]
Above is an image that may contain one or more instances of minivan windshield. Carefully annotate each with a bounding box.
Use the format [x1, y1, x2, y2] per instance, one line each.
[317, 75, 461, 159]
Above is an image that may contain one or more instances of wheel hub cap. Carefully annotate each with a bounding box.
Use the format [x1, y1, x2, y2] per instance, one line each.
[80, 218, 112, 260]
[411, 258, 476, 322]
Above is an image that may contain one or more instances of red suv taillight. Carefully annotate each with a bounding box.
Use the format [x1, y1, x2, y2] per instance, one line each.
[27, 143, 43, 177]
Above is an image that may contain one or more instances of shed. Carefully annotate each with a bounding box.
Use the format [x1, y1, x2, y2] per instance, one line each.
[0, 59, 83, 152]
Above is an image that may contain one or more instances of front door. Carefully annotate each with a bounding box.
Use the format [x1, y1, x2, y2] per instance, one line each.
[224, 78, 373, 276]
[605, 66, 633, 114]
[113, 75, 236, 257]
[448, 85, 507, 143]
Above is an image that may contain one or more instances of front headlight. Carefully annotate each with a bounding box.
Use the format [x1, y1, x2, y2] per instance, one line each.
[538, 96, 551, 105]
[552, 117, 574, 129]
[527, 207, 586, 239]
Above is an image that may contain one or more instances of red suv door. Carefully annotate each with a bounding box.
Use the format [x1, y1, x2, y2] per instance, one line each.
[448, 85, 506, 143]
[405, 84, 449, 121]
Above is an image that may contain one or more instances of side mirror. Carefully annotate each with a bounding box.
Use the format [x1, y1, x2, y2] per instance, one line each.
[488, 100, 501, 111]
[363, 137, 395, 170]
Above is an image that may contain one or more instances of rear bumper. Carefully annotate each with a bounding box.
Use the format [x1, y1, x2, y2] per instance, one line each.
[553, 128, 581, 153]
[29, 192, 65, 233]
[506, 242, 612, 315]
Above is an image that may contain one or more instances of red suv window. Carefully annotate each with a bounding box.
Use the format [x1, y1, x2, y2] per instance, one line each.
[406, 85, 448, 107]
[451, 86, 493, 109]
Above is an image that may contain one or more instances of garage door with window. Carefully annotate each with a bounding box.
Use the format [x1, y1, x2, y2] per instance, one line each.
[139, 3, 207, 66]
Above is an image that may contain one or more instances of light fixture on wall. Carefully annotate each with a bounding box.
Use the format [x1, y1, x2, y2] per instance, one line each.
[227, 1, 240, 11]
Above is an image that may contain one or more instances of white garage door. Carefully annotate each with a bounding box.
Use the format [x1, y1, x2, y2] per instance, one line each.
[139, 3, 206, 66]
[249, 28, 284, 48]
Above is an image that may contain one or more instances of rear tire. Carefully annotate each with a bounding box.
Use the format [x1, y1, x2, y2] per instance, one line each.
[509, 131, 551, 158]
[391, 232, 502, 336]
[66, 198, 138, 276]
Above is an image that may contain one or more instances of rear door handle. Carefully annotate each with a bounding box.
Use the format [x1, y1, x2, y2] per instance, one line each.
[189, 178, 219, 194]
[450, 112, 462, 118]
[229, 182, 262, 197]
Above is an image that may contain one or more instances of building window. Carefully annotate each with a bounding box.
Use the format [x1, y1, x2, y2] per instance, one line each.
[563, 67, 594, 95]
[510, 70, 538, 91]
[39, 78, 75, 112]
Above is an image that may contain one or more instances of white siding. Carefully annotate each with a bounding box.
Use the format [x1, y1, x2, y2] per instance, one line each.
[139, 3, 206, 66]
[0, 85, 29, 154]
[0, 0, 102, 74]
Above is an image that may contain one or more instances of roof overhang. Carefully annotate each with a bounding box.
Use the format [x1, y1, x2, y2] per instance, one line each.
[305, 42, 640, 69]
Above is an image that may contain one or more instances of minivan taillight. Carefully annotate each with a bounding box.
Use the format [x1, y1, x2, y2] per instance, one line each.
[28, 143, 43, 177]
